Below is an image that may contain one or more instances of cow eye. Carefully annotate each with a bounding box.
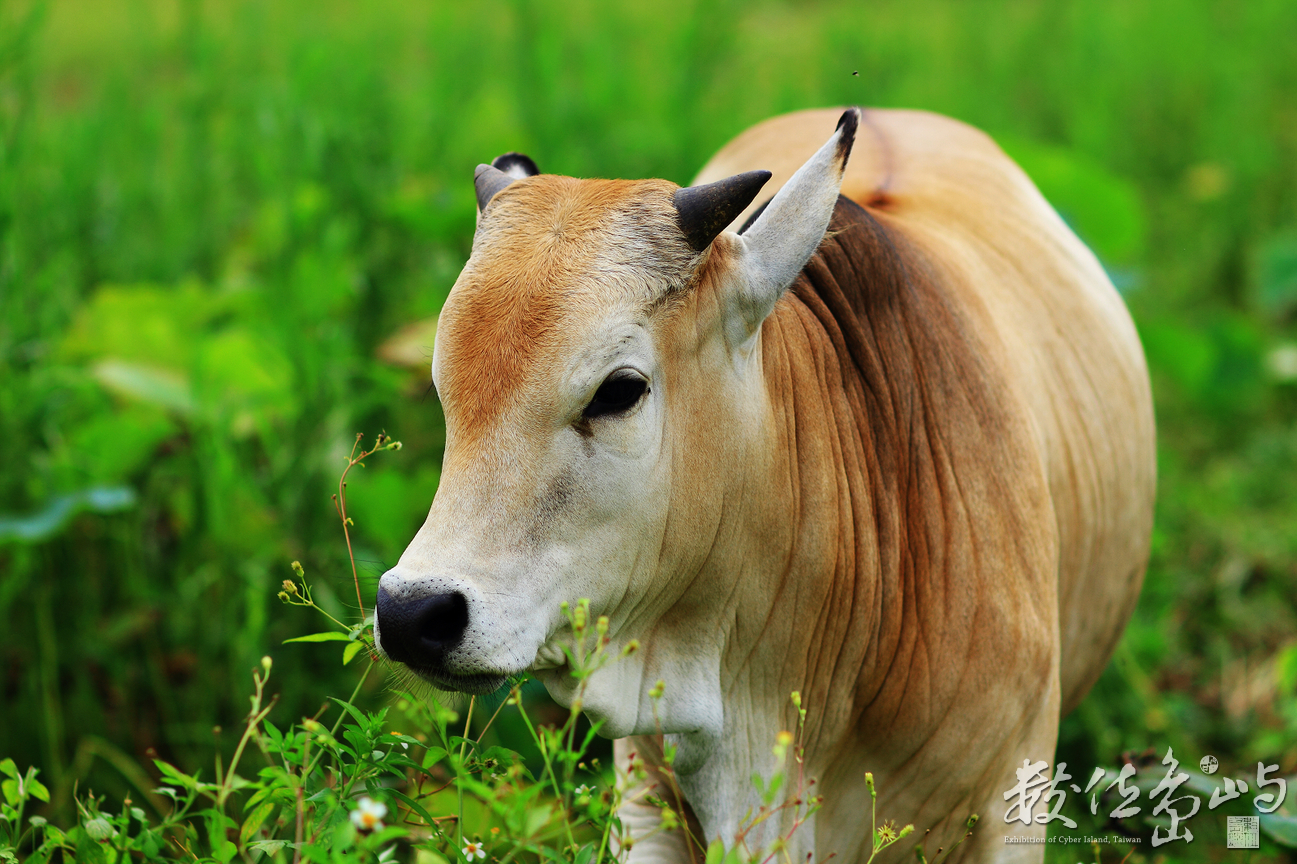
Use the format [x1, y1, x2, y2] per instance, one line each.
[582, 371, 649, 420]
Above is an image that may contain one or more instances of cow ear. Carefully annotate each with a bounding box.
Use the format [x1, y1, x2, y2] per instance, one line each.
[475, 152, 540, 213]
[725, 108, 859, 341]
[492, 152, 539, 180]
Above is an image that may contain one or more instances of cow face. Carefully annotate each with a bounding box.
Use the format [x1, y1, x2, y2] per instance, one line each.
[375, 112, 859, 737]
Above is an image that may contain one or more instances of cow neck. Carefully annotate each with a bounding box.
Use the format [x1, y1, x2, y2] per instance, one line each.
[745, 194, 1021, 766]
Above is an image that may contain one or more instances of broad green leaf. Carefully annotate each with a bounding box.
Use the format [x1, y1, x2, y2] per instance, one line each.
[997, 136, 1145, 265]
[412, 850, 450, 864]
[1257, 229, 1297, 317]
[283, 631, 352, 644]
[342, 465, 441, 560]
[212, 837, 238, 863]
[1262, 813, 1297, 847]
[60, 283, 212, 367]
[62, 408, 176, 484]
[1, 780, 17, 806]
[342, 640, 365, 665]
[92, 360, 195, 415]
[706, 839, 726, 864]
[421, 746, 448, 769]
[240, 802, 276, 848]
[524, 803, 553, 837]
[248, 840, 289, 856]
[0, 760, 16, 779]
[0, 487, 136, 545]
[26, 776, 49, 803]
[195, 327, 297, 432]
[74, 832, 108, 864]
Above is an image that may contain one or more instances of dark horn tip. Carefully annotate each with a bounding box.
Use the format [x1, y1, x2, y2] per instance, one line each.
[492, 152, 540, 179]
[835, 107, 861, 166]
[674, 169, 772, 252]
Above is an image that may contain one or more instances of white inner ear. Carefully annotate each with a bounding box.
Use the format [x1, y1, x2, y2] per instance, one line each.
[723, 113, 858, 347]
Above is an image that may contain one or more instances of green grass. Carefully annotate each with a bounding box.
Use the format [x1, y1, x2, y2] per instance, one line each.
[1, 0, 1295, 860]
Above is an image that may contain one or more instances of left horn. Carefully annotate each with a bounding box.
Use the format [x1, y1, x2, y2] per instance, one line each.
[674, 170, 772, 252]
[474, 163, 516, 212]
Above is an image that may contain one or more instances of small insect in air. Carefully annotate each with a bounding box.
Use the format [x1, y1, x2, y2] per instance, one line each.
[852, 70, 859, 76]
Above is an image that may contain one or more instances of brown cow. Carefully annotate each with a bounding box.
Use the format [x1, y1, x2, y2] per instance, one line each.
[375, 107, 1156, 863]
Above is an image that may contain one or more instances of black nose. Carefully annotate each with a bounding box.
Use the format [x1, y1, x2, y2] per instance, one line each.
[376, 587, 469, 666]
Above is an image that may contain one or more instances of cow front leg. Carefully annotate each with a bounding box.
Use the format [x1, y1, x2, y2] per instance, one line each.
[612, 736, 707, 864]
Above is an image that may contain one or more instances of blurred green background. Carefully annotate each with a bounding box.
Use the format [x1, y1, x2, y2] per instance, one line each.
[1, 0, 1295, 856]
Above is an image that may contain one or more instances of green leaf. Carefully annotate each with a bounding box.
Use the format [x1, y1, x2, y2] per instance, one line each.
[706, 839, 726, 864]
[1, 781, 15, 806]
[1261, 813, 1297, 848]
[283, 631, 352, 644]
[996, 136, 1145, 265]
[248, 840, 289, 856]
[26, 776, 49, 803]
[421, 746, 448, 769]
[342, 640, 365, 665]
[240, 802, 276, 847]
[74, 832, 108, 864]
[1257, 229, 1297, 317]
[573, 842, 596, 864]
[763, 771, 784, 805]
[328, 696, 370, 729]
[385, 788, 437, 827]
[524, 803, 553, 837]
[0, 487, 137, 545]
[213, 838, 238, 863]
[152, 759, 198, 790]
[0, 761, 16, 779]
[92, 360, 195, 415]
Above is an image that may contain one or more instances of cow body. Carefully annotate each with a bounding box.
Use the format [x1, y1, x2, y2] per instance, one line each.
[376, 108, 1155, 864]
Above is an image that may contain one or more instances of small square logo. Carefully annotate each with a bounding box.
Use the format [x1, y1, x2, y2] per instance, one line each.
[1227, 815, 1259, 850]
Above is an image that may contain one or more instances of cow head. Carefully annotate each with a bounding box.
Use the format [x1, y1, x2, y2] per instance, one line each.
[376, 110, 859, 747]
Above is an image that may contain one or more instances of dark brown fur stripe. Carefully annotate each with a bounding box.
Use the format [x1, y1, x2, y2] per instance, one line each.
[775, 195, 1029, 725]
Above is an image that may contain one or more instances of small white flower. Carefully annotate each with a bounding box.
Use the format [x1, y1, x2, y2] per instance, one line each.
[574, 784, 592, 795]
[462, 840, 487, 860]
[350, 797, 387, 832]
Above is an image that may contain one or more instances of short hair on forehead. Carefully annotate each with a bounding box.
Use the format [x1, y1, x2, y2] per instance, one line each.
[436, 175, 704, 433]
[470, 175, 702, 304]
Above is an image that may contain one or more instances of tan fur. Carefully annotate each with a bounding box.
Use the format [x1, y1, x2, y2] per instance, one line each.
[408, 108, 1154, 864]
[438, 176, 693, 441]
[694, 108, 1155, 718]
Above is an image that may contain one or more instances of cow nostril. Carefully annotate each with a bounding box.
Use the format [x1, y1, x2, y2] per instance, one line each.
[376, 587, 470, 666]
[416, 591, 469, 648]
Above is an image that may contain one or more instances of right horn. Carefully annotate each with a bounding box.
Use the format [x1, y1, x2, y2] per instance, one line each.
[673, 170, 772, 252]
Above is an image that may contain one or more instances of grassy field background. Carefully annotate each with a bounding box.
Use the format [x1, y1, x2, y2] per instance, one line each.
[1, 0, 1296, 859]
